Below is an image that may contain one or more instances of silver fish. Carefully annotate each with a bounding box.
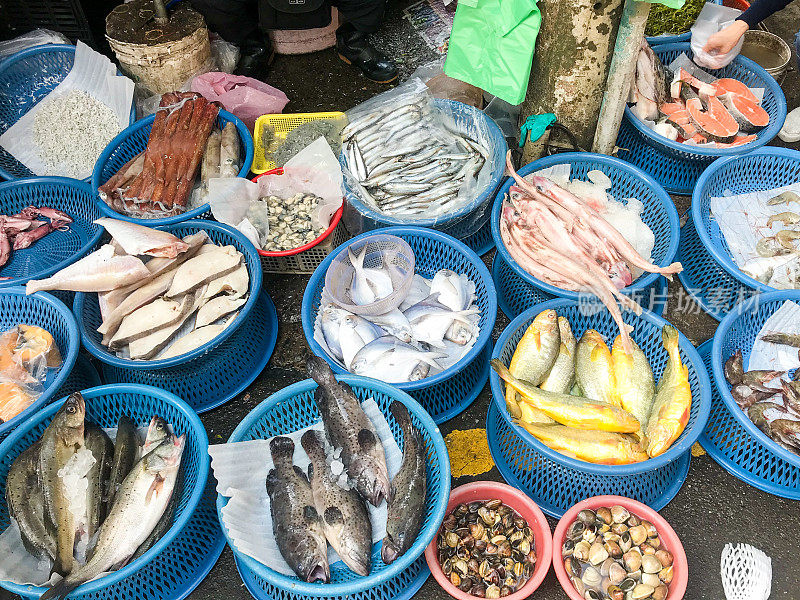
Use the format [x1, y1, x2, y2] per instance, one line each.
[399, 274, 431, 311]
[349, 245, 393, 305]
[94, 219, 189, 258]
[165, 245, 242, 298]
[307, 356, 392, 506]
[40, 435, 184, 600]
[403, 295, 479, 348]
[368, 309, 413, 343]
[266, 436, 329, 583]
[26, 245, 150, 294]
[301, 430, 372, 576]
[339, 314, 382, 370]
[429, 269, 476, 311]
[382, 401, 426, 564]
[350, 335, 445, 382]
[319, 303, 349, 361]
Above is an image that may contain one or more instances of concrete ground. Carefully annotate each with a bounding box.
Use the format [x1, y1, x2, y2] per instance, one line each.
[197, 2, 800, 600]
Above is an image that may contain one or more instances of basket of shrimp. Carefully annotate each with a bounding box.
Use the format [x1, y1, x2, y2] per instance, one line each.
[678, 147, 800, 321]
[0, 383, 223, 600]
[250, 167, 350, 274]
[486, 300, 711, 518]
[0, 177, 104, 290]
[33, 218, 276, 414]
[92, 91, 254, 226]
[301, 227, 497, 424]
[702, 291, 800, 499]
[616, 41, 786, 194]
[0, 288, 79, 442]
[491, 152, 680, 320]
[211, 356, 450, 600]
[339, 82, 507, 254]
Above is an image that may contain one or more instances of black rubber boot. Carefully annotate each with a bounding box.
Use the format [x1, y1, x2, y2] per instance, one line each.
[234, 31, 274, 80]
[336, 22, 398, 83]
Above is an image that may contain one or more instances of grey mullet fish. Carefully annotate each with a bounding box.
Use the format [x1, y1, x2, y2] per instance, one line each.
[381, 401, 427, 564]
[306, 356, 392, 506]
[84, 423, 114, 540]
[266, 436, 329, 583]
[40, 434, 185, 600]
[107, 415, 138, 507]
[38, 392, 85, 576]
[301, 430, 373, 576]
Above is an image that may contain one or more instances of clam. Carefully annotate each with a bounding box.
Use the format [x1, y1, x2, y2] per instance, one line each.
[629, 525, 648, 546]
[562, 539, 575, 557]
[585, 590, 603, 600]
[631, 583, 655, 599]
[619, 578, 637, 592]
[596, 506, 612, 525]
[577, 509, 596, 526]
[588, 541, 609, 565]
[470, 582, 487, 598]
[485, 584, 501, 599]
[600, 557, 616, 577]
[641, 554, 662, 574]
[655, 549, 673, 568]
[564, 556, 581, 578]
[607, 584, 624, 600]
[581, 566, 602, 587]
[641, 572, 661, 588]
[567, 521, 586, 541]
[653, 584, 668, 600]
[605, 540, 623, 559]
[642, 520, 659, 539]
[573, 541, 591, 562]
[623, 550, 642, 573]
[659, 565, 674, 585]
[571, 576, 587, 597]
[611, 505, 630, 524]
[619, 531, 633, 553]
[609, 562, 627, 585]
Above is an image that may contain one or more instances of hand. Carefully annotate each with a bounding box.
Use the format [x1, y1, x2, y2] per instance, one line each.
[703, 20, 749, 55]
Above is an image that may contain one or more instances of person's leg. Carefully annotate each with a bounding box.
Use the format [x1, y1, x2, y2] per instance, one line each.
[332, 0, 398, 83]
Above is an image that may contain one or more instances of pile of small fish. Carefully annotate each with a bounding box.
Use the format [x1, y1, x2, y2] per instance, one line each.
[562, 505, 674, 600]
[631, 41, 769, 148]
[724, 349, 800, 454]
[6, 392, 184, 600]
[25, 219, 249, 361]
[267, 357, 427, 582]
[0, 206, 73, 270]
[436, 499, 537, 598]
[500, 154, 681, 352]
[318, 247, 480, 383]
[494, 309, 692, 464]
[261, 117, 346, 167]
[341, 94, 491, 218]
[98, 92, 239, 219]
[0, 324, 61, 423]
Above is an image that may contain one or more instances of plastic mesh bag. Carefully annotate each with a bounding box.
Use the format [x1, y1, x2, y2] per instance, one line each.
[721, 543, 771, 600]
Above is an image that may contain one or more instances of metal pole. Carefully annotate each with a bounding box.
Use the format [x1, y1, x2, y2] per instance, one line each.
[592, 0, 651, 154]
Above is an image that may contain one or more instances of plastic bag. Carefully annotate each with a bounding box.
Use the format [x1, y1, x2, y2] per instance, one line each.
[210, 33, 240, 74]
[691, 2, 744, 69]
[207, 178, 262, 248]
[191, 72, 288, 132]
[444, 0, 541, 105]
[410, 58, 483, 108]
[0, 29, 70, 58]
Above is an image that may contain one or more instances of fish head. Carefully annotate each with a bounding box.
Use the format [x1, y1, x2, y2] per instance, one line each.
[57, 392, 86, 435]
[145, 433, 185, 472]
[144, 416, 170, 451]
[381, 534, 402, 564]
[408, 361, 431, 381]
[351, 455, 392, 506]
[299, 554, 330, 584]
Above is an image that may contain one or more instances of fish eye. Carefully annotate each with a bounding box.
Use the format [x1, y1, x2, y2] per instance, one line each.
[66, 405, 75, 414]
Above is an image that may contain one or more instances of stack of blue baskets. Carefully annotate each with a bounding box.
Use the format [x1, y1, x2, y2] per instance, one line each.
[302, 226, 497, 423]
[488, 299, 711, 517]
[0, 44, 137, 181]
[490, 152, 679, 319]
[616, 43, 786, 195]
[0, 384, 225, 600]
[73, 220, 277, 413]
[218, 376, 450, 600]
[92, 110, 255, 226]
[678, 147, 800, 320]
[700, 292, 800, 499]
[341, 99, 508, 256]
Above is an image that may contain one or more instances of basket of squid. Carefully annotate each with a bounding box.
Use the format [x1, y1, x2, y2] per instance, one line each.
[487, 300, 711, 518]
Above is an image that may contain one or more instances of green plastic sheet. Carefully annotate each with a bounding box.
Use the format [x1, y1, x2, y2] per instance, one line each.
[640, 0, 686, 12]
[444, 0, 541, 106]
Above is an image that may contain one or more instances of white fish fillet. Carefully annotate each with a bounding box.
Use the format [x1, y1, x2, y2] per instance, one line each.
[166, 246, 243, 298]
[195, 296, 247, 328]
[159, 319, 234, 359]
[26, 245, 150, 294]
[98, 269, 178, 341]
[127, 288, 207, 360]
[95, 218, 189, 258]
[203, 263, 249, 300]
[109, 295, 192, 348]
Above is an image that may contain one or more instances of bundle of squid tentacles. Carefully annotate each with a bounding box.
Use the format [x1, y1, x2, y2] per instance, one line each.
[99, 92, 220, 219]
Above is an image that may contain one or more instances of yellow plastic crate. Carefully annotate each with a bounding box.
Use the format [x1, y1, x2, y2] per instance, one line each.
[252, 111, 347, 174]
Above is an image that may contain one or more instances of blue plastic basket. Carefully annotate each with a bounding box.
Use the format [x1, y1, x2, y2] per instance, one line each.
[73, 220, 274, 412]
[302, 226, 497, 423]
[487, 298, 710, 517]
[705, 292, 800, 498]
[679, 147, 800, 319]
[52, 352, 101, 399]
[460, 217, 495, 256]
[92, 109, 255, 226]
[0, 177, 103, 288]
[644, 0, 721, 46]
[490, 152, 680, 320]
[0, 44, 136, 181]
[616, 43, 787, 195]
[217, 375, 450, 600]
[0, 288, 79, 441]
[0, 383, 211, 599]
[341, 99, 508, 249]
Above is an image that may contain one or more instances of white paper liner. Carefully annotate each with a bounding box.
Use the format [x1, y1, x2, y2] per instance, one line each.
[746, 301, 800, 375]
[210, 399, 402, 575]
[710, 182, 800, 289]
[311, 273, 479, 381]
[0, 41, 134, 179]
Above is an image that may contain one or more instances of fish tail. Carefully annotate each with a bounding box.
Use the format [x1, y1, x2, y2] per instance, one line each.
[662, 325, 680, 362]
[348, 244, 365, 271]
[491, 359, 514, 385]
[306, 355, 337, 386]
[39, 579, 78, 600]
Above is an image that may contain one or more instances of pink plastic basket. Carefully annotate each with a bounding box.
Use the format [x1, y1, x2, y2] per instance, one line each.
[552, 495, 688, 600]
[424, 481, 553, 600]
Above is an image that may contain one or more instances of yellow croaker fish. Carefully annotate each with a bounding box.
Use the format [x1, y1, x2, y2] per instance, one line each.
[506, 310, 560, 424]
[517, 421, 649, 465]
[492, 359, 639, 433]
[540, 317, 577, 394]
[646, 325, 692, 457]
[576, 330, 618, 406]
[611, 335, 655, 441]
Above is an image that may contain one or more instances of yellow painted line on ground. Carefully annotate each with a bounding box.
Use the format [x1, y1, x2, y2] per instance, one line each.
[445, 428, 495, 478]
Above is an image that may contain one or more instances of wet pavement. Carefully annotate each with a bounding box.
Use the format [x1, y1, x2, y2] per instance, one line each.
[4, 1, 800, 599]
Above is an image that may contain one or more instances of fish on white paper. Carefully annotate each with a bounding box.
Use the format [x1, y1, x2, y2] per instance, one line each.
[94, 218, 189, 258]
